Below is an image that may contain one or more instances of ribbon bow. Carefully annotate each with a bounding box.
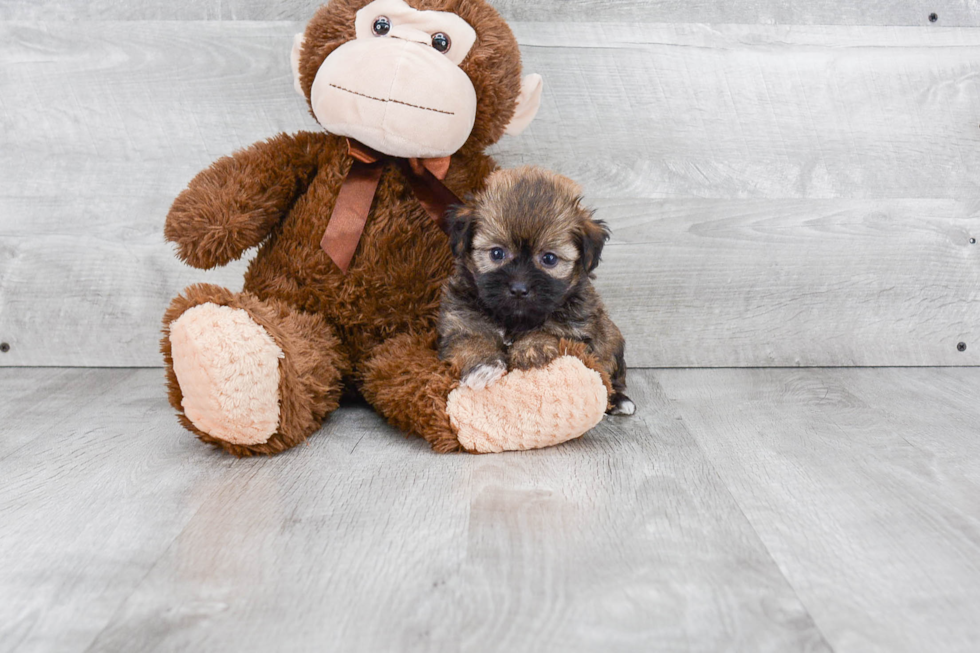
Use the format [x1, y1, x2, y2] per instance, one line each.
[320, 138, 460, 274]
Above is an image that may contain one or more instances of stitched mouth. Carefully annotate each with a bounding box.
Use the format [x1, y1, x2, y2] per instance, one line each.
[329, 83, 455, 116]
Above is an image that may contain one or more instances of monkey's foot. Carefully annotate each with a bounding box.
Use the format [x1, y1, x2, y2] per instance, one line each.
[446, 355, 607, 453]
[169, 303, 284, 446]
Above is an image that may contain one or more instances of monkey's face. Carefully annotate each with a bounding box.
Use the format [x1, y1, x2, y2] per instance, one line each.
[312, 0, 477, 158]
[294, 0, 543, 159]
[449, 167, 611, 332]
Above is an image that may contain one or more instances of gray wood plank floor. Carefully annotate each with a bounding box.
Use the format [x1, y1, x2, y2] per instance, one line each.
[1, 367, 978, 652]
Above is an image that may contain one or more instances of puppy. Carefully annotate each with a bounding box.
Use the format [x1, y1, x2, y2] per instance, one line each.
[437, 166, 634, 416]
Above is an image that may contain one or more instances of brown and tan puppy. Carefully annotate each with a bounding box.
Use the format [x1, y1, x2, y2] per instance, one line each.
[439, 166, 635, 416]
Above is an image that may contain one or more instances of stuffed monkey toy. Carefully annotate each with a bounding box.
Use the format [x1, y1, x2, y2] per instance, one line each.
[161, 0, 610, 456]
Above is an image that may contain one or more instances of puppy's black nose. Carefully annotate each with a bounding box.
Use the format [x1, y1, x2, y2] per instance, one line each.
[509, 281, 529, 298]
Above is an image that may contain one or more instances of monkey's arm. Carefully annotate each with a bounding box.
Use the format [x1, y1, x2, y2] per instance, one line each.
[165, 131, 323, 269]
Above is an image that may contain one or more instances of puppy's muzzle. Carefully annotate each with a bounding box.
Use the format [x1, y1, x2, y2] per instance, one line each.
[509, 281, 530, 298]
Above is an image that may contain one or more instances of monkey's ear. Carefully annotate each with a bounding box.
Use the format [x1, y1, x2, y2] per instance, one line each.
[446, 205, 476, 258]
[579, 218, 611, 273]
[504, 74, 543, 136]
[291, 33, 306, 97]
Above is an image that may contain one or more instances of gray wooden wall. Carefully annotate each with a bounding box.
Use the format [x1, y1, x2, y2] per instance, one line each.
[1, 1, 978, 368]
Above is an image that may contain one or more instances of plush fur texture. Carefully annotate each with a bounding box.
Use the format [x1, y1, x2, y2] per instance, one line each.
[162, 0, 537, 455]
[448, 341, 610, 453]
[162, 0, 614, 455]
[438, 166, 633, 413]
[359, 330, 461, 452]
[308, 0, 481, 157]
[170, 303, 284, 445]
[162, 284, 349, 456]
[295, 0, 524, 158]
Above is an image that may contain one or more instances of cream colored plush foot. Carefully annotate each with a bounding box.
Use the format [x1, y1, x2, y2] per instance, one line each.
[169, 303, 284, 446]
[446, 355, 608, 453]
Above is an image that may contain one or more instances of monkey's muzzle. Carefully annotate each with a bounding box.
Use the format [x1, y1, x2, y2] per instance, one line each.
[311, 37, 478, 159]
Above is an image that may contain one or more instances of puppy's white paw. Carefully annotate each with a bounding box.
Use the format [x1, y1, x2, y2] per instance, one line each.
[610, 397, 636, 416]
[461, 361, 507, 390]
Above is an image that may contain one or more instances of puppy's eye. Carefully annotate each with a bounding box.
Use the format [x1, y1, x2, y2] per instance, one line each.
[541, 252, 559, 267]
[490, 247, 506, 262]
[431, 32, 451, 53]
[373, 16, 391, 36]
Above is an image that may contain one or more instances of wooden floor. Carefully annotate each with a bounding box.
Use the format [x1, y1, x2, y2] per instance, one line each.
[1, 367, 978, 652]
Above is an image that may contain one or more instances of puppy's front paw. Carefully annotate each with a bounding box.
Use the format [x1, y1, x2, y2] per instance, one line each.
[608, 392, 636, 416]
[508, 334, 561, 370]
[460, 360, 507, 390]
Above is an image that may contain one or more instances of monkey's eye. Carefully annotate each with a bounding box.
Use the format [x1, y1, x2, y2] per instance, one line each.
[541, 252, 559, 268]
[431, 32, 451, 53]
[372, 16, 391, 36]
[490, 247, 506, 262]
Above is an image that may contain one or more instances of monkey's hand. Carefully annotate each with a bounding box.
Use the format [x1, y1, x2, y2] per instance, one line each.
[165, 132, 322, 269]
[508, 332, 561, 371]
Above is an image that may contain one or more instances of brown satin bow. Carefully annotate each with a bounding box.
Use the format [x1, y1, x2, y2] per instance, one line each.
[320, 138, 460, 274]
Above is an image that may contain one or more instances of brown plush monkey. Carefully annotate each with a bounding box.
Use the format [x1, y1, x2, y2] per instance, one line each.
[162, 0, 610, 456]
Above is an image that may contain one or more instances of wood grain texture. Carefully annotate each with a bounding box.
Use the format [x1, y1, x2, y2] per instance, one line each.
[5, 22, 978, 202]
[0, 367, 125, 458]
[0, 368, 240, 653]
[0, 368, 831, 652]
[496, 1, 980, 26]
[1, 0, 978, 26]
[504, 23, 980, 201]
[2, 21, 979, 367]
[4, 198, 976, 367]
[0, 20, 294, 367]
[656, 367, 980, 653]
[594, 198, 980, 367]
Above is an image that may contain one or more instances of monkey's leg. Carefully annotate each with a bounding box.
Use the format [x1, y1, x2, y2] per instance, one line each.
[361, 334, 610, 454]
[162, 283, 350, 456]
[359, 331, 463, 453]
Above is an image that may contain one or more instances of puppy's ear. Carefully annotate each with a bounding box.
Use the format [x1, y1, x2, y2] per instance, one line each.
[446, 204, 476, 259]
[578, 217, 611, 273]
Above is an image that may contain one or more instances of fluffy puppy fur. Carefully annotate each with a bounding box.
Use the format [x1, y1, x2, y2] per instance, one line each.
[438, 166, 634, 416]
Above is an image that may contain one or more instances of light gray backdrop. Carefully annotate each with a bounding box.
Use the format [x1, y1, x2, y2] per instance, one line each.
[1, 1, 978, 367]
